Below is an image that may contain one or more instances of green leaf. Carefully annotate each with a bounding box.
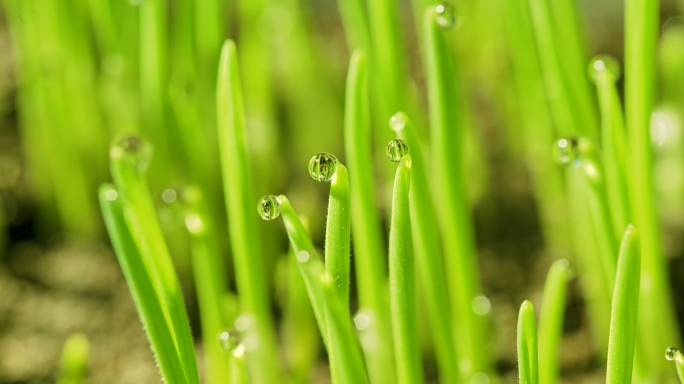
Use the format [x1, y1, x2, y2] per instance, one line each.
[517, 300, 539, 384]
[57, 333, 89, 384]
[216, 40, 281, 384]
[538, 260, 569, 384]
[606, 225, 640, 384]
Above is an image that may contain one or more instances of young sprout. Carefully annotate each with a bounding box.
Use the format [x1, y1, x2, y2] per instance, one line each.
[57, 333, 89, 384]
[517, 300, 539, 384]
[665, 347, 684, 383]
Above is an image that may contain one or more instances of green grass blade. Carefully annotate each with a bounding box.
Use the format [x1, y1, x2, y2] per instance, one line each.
[336, 0, 371, 53]
[592, 59, 630, 240]
[392, 112, 458, 383]
[343, 49, 396, 384]
[216, 40, 280, 384]
[277, 196, 370, 384]
[538, 260, 569, 384]
[424, 6, 490, 380]
[228, 346, 249, 384]
[324, 162, 351, 384]
[625, 0, 682, 377]
[517, 300, 539, 384]
[325, 163, 351, 308]
[388, 155, 424, 384]
[184, 187, 230, 384]
[110, 145, 200, 384]
[57, 333, 89, 384]
[606, 225, 640, 384]
[98, 184, 187, 383]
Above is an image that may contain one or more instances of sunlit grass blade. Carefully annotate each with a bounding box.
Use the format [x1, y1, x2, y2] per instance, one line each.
[57, 333, 89, 384]
[277, 196, 370, 384]
[517, 300, 539, 384]
[606, 225, 640, 384]
[228, 346, 249, 384]
[625, 0, 682, 377]
[183, 187, 230, 384]
[388, 155, 423, 384]
[538, 260, 569, 384]
[216, 40, 280, 384]
[325, 163, 351, 308]
[424, 6, 490, 380]
[591, 58, 630, 240]
[392, 112, 458, 383]
[98, 184, 188, 383]
[336, 0, 371, 53]
[343, 49, 396, 384]
[109, 143, 200, 384]
[503, 0, 573, 258]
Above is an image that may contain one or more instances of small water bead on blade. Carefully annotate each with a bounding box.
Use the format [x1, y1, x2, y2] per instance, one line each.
[308, 152, 338, 182]
[666, 347, 679, 361]
[435, 3, 460, 29]
[110, 135, 153, 172]
[386, 139, 410, 162]
[588, 54, 621, 83]
[219, 330, 240, 351]
[389, 112, 407, 132]
[554, 137, 580, 167]
[257, 195, 281, 221]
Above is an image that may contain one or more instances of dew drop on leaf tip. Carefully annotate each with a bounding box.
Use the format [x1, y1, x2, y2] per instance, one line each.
[111, 135, 153, 172]
[554, 137, 580, 167]
[257, 195, 281, 221]
[386, 139, 410, 162]
[666, 347, 679, 361]
[435, 3, 461, 29]
[308, 153, 338, 182]
[389, 112, 407, 132]
[588, 54, 621, 83]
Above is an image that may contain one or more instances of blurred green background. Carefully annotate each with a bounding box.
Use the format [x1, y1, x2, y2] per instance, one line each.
[0, 0, 683, 382]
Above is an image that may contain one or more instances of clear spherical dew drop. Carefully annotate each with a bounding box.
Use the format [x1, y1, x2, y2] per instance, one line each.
[257, 195, 281, 221]
[588, 54, 621, 83]
[219, 330, 240, 351]
[554, 137, 580, 167]
[435, 3, 460, 29]
[111, 135, 153, 172]
[308, 153, 338, 182]
[389, 112, 407, 132]
[666, 347, 679, 361]
[386, 139, 410, 162]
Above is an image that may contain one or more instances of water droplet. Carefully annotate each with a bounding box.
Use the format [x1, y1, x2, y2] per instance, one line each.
[296, 250, 310, 263]
[435, 3, 460, 29]
[471, 296, 491, 315]
[105, 189, 118, 201]
[389, 112, 407, 132]
[257, 195, 281, 221]
[386, 139, 410, 162]
[185, 213, 204, 234]
[354, 312, 371, 331]
[471, 373, 490, 384]
[111, 135, 153, 172]
[219, 330, 240, 351]
[234, 315, 252, 331]
[554, 137, 580, 167]
[557, 259, 570, 271]
[666, 347, 679, 361]
[308, 153, 338, 182]
[161, 188, 177, 203]
[588, 54, 621, 82]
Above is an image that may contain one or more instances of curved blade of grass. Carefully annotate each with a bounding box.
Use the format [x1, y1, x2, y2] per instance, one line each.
[109, 151, 200, 384]
[183, 187, 229, 384]
[424, 6, 490, 380]
[626, 0, 683, 378]
[606, 225, 640, 384]
[343, 49, 396, 384]
[57, 333, 89, 384]
[392, 112, 458, 383]
[538, 260, 569, 384]
[388, 155, 424, 384]
[325, 163, 351, 308]
[593, 67, 630, 240]
[517, 300, 539, 384]
[324, 162, 351, 384]
[216, 40, 280, 384]
[98, 184, 188, 383]
[277, 196, 370, 384]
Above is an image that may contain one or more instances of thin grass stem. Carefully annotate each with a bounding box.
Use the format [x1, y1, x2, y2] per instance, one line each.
[517, 300, 539, 384]
[538, 260, 569, 384]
